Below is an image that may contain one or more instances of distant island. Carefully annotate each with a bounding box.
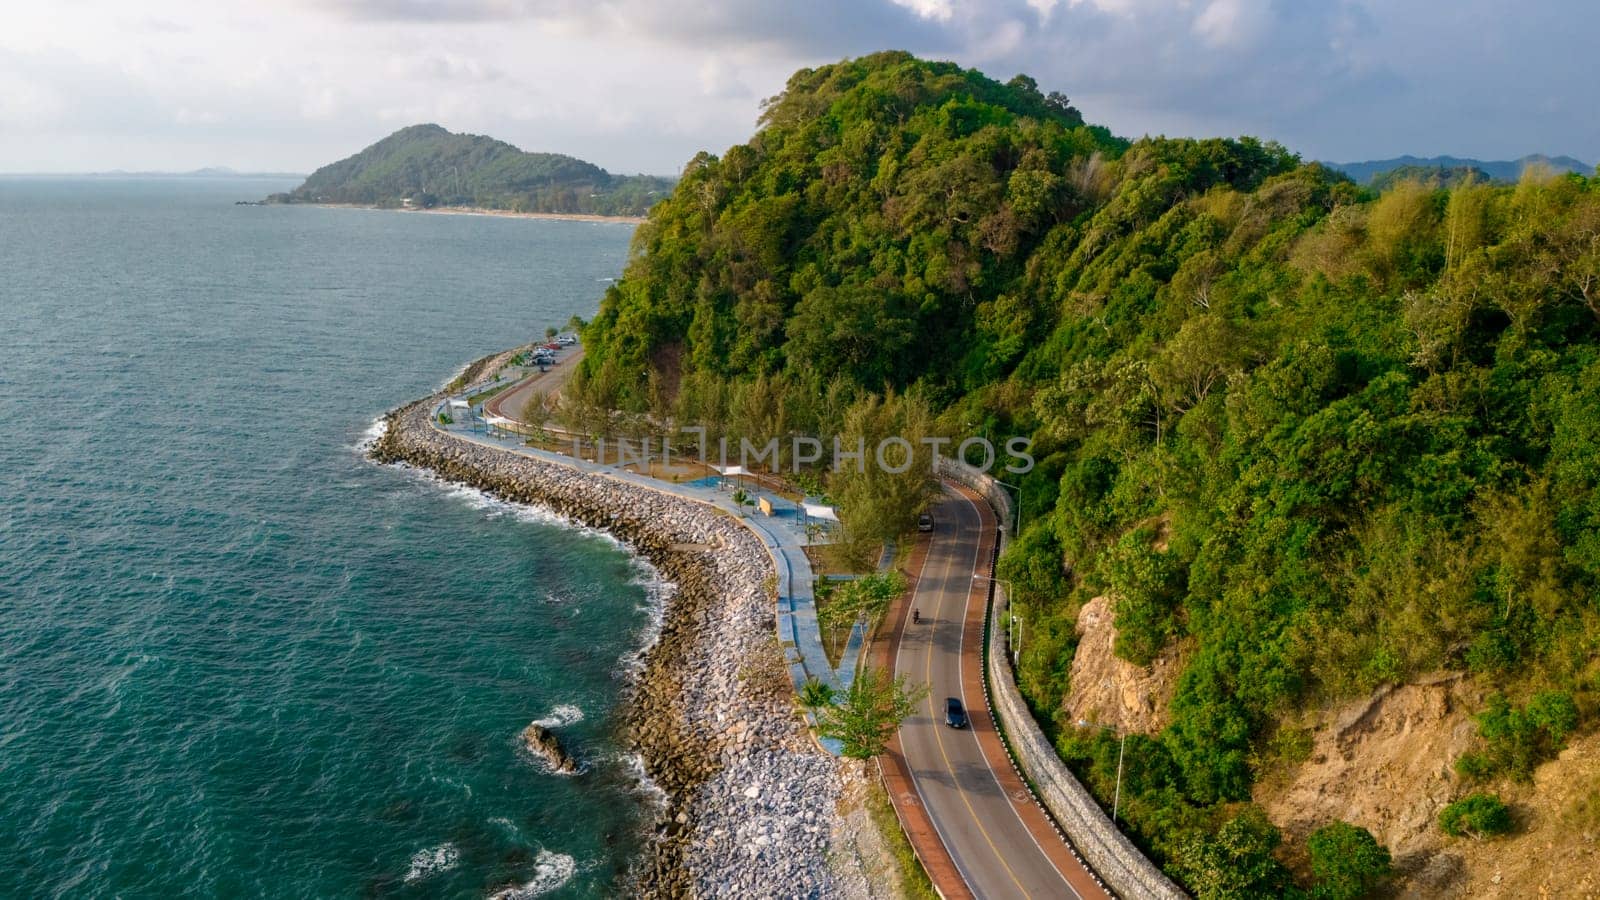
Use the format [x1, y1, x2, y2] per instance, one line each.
[264, 124, 674, 218]
[1327, 152, 1593, 186]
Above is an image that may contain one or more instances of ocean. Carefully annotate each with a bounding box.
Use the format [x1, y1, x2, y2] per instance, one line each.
[0, 177, 655, 897]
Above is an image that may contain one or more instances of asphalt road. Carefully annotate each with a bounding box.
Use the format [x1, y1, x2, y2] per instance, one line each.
[484, 347, 582, 423]
[894, 488, 1086, 900]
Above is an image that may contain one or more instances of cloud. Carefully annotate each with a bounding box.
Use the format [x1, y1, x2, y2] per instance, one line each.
[314, 0, 953, 56]
[0, 0, 1593, 175]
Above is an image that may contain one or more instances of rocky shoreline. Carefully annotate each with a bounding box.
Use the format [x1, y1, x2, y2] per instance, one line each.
[370, 352, 876, 897]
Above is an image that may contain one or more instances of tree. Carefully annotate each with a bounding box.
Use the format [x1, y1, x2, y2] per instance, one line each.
[804, 521, 825, 546]
[817, 666, 928, 759]
[522, 390, 552, 439]
[818, 571, 907, 634]
[1173, 806, 1293, 899]
[1099, 527, 1185, 665]
[1439, 794, 1513, 839]
[830, 391, 937, 550]
[731, 488, 751, 516]
[1306, 821, 1391, 900]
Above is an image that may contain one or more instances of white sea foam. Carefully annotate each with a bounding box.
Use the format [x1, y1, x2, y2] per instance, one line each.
[355, 415, 388, 452]
[617, 752, 669, 812]
[437, 359, 474, 392]
[531, 704, 585, 729]
[387, 465, 675, 672]
[489, 816, 522, 839]
[486, 850, 577, 899]
[404, 843, 460, 883]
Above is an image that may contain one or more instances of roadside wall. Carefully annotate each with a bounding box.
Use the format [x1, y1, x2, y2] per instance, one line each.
[935, 455, 1014, 533]
[940, 457, 1189, 900]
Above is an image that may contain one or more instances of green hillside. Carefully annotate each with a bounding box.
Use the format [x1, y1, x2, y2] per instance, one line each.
[572, 51, 1600, 895]
[268, 123, 673, 216]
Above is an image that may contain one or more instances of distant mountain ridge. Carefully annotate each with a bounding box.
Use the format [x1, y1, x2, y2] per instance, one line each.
[1328, 153, 1593, 185]
[267, 124, 672, 217]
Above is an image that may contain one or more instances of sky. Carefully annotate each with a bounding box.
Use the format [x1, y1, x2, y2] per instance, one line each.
[0, 0, 1593, 176]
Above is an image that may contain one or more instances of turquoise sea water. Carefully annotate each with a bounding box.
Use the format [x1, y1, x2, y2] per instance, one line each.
[0, 178, 654, 897]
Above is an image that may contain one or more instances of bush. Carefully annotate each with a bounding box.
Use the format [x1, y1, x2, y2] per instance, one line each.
[1456, 691, 1579, 782]
[1100, 527, 1186, 665]
[799, 678, 835, 708]
[1174, 806, 1294, 899]
[1439, 793, 1512, 839]
[1306, 821, 1391, 899]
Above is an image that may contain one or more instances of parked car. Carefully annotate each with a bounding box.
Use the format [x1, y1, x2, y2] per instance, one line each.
[944, 697, 968, 729]
[556, 335, 577, 346]
[917, 513, 934, 532]
[542, 342, 561, 350]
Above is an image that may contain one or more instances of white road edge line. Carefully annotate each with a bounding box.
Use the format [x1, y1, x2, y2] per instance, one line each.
[951, 487, 1080, 897]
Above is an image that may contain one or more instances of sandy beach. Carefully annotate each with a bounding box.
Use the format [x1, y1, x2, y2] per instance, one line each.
[305, 202, 646, 224]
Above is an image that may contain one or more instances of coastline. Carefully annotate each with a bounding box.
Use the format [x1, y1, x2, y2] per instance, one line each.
[368, 351, 877, 897]
[299, 202, 646, 225]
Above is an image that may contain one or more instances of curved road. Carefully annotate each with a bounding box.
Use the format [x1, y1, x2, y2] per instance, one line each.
[483, 347, 582, 423]
[893, 486, 1109, 899]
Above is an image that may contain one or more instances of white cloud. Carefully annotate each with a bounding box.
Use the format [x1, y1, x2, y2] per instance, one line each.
[1192, 0, 1270, 48]
[0, 0, 1591, 174]
[890, 0, 956, 21]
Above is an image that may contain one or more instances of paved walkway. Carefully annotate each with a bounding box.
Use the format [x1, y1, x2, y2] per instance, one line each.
[429, 391, 866, 747]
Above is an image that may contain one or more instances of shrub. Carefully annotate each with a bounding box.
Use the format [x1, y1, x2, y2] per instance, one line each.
[1306, 821, 1391, 899]
[1456, 691, 1579, 782]
[1100, 527, 1186, 665]
[799, 678, 835, 708]
[1174, 806, 1294, 899]
[1439, 793, 1512, 839]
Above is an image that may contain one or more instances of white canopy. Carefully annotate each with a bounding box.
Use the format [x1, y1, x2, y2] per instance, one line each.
[448, 399, 471, 409]
[802, 503, 840, 522]
[484, 415, 519, 428]
[712, 465, 750, 477]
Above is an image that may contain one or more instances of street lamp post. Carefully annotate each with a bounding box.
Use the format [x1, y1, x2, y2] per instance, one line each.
[1078, 719, 1129, 824]
[994, 478, 1023, 535]
[972, 573, 1020, 667]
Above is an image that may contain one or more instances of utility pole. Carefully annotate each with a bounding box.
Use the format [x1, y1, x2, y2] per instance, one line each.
[1079, 720, 1129, 823]
[973, 573, 1018, 666]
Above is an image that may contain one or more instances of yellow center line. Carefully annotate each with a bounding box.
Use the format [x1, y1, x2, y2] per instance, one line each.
[920, 492, 1033, 900]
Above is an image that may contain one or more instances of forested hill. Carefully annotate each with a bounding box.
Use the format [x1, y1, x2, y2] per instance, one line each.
[267, 124, 674, 216]
[1329, 152, 1592, 185]
[574, 51, 1600, 895]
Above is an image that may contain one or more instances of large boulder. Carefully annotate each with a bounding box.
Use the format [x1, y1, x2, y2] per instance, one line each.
[520, 722, 579, 774]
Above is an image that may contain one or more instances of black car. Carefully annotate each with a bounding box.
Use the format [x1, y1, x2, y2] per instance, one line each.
[944, 697, 968, 729]
[917, 513, 934, 532]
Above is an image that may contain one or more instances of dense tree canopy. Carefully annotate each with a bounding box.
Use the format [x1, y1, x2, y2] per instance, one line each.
[573, 51, 1600, 894]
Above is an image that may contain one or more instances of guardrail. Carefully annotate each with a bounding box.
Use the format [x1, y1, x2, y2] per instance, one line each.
[935, 455, 1015, 534]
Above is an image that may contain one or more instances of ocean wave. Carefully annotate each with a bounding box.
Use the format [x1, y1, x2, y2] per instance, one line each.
[616, 752, 669, 812]
[486, 850, 577, 899]
[613, 559, 673, 680]
[531, 704, 585, 729]
[354, 415, 388, 452]
[404, 843, 460, 883]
